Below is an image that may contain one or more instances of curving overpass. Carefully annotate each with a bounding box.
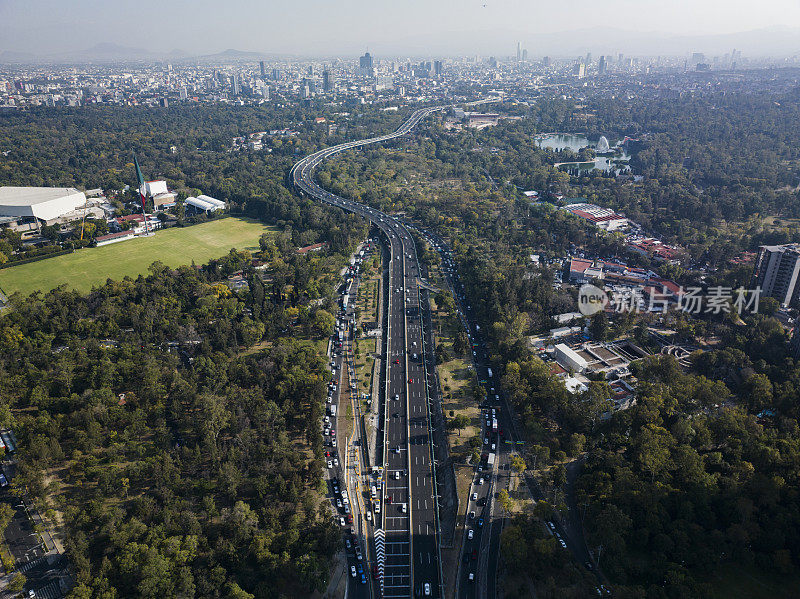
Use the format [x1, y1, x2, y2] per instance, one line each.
[292, 102, 491, 598]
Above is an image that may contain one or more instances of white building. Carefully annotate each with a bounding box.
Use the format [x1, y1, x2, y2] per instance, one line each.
[186, 195, 225, 214]
[140, 180, 168, 197]
[554, 343, 588, 373]
[0, 186, 88, 227]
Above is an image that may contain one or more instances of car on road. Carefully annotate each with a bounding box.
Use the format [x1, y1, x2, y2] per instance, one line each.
[395, 471, 400, 479]
[469, 510, 475, 519]
[401, 503, 407, 513]
[350, 566, 357, 578]
[468, 572, 475, 582]
[336, 499, 342, 508]
[327, 461, 332, 469]
[339, 517, 346, 526]
[424, 582, 431, 596]
[468, 529, 474, 540]
[477, 517, 484, 527]
[471, 492, 478, 501]
[360, 573, 367, 585]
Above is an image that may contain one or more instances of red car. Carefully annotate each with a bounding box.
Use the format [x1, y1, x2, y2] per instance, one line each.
[394, 359, 400, 364]
[347, 514, 353, 524]
[408, 378, 413, 383]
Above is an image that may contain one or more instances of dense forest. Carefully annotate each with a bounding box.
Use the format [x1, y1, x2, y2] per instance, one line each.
[0, 237, 357, 598]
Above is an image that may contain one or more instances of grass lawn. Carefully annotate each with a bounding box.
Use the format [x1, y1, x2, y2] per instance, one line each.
[0, 217, 276, 297]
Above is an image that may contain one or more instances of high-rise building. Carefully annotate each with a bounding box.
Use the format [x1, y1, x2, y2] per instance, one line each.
[543, 56, 552, 67]
[433, 60, 443, 76]
[230, 75, 241, 96]
[522, 49, 528, 62]
[271, 68, 280, 81]
[598, 55, 607, 75]
[585, 52, 592, 66]
[322, 69, 335, 93]
[259, 61, 266, 78]
[359, 52, 374, 76]
[516, 42, 521, 62]
[179, 87, 188, 101]
[573, 61, 585, 79]
[751, 244, 800, 306]
[301, 83, 311, 99]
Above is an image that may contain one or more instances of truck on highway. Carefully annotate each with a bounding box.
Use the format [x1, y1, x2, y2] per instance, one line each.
[492, 418, 498, 433]
[487, 453, 496, 467]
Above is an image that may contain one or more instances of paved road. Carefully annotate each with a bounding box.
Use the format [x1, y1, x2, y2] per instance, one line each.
[293, 104, 499, 597]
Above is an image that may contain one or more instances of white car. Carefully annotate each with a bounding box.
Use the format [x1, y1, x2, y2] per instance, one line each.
[395, 471, 400, 480]
[424, 582, 431, 596]
[351, 566, 357, 577]
[468, 529, 474, 540]
[327, 461, 332, 469]
[472, 492, 478, 501]
[340, 517, 346, 526]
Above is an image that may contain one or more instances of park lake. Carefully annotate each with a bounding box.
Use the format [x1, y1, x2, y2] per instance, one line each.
[534, 133, 631, 174]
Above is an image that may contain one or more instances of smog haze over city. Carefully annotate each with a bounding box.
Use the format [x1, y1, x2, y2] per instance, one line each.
[3, 0, 800, 57]
[4, 2, 800, 599]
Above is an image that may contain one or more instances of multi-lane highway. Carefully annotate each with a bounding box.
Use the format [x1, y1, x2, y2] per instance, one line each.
[292, 105, 451, 598]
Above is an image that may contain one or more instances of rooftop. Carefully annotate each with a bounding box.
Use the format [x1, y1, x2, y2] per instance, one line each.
[0, 186, 83, 207]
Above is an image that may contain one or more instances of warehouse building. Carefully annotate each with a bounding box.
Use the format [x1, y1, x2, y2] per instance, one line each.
[185, 195, 226, 215]
[0, 186, 88, 230]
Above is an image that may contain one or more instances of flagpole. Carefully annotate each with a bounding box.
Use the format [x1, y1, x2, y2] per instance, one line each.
[133, 153, 150, 236]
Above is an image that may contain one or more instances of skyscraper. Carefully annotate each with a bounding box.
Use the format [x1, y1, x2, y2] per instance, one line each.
[598, 55, 607, 75]
[522, 49, 528, 62]
[259, 61, 266, 78]
[573, 61, 585, 79]
[433, 60, 443, 76]
[359, 52, 374, 76]
[271, 68, 280, 81]
[516, 42, 521, 62]
[322, 69, 335, 93]
[751, 244, 800, 306]
[230, 75, 240, 96]
[543, 56, 552, 67]
[585, 52, 592, 66]
[179, 87, 188, 101]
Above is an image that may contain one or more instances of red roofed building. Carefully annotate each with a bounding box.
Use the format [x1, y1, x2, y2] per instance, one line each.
[296, 242, 329, 255]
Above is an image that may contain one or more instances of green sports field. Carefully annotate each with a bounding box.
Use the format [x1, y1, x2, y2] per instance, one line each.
[0, 217, 276, 297]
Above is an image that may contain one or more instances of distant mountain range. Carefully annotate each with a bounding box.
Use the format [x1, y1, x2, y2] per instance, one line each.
[0, 44, 267, 64]
[2, 27, 800, 63]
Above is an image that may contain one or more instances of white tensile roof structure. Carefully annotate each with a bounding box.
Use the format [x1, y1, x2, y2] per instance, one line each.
[0, 186, 87, 223]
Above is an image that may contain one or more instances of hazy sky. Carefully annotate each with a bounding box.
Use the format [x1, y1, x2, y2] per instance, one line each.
[2, 0, 800, 56]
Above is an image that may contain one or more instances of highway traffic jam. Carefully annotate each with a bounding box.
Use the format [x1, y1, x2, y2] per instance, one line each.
[292, 106, 446, 598]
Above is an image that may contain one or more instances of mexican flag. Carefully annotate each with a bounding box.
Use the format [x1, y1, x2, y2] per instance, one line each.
[133, 154, 150, 235]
